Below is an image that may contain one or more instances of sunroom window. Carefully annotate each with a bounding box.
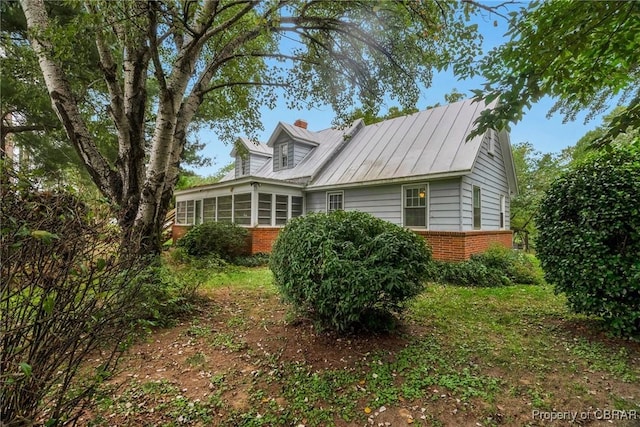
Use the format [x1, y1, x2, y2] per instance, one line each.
[233, 193, 251, 225]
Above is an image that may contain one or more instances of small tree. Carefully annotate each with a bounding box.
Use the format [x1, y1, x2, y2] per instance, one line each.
[270, 211, 431, 332]
[536, 139, 640, 337]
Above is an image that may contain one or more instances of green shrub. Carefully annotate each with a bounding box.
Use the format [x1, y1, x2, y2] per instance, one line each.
[130, 259, 211, 327]
[233, 252, 271, 267]
[269, 211, 432, 332]
[431, 245, 543, 287]
[177, 221, 249, 260]
[536, 140, 640, 337]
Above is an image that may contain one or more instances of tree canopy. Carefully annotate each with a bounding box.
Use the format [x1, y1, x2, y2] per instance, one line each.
[470, 1, 640, 144]
[13, 0, 483, 252]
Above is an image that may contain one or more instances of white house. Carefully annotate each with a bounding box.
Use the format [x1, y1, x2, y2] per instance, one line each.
[173, 99, 517, 261]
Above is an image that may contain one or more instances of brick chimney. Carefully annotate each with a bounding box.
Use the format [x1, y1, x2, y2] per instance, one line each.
[293, 119, 308, 129]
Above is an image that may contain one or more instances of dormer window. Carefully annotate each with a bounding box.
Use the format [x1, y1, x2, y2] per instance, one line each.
[280, 143, 288, 168]
[240, 157, 248, 175]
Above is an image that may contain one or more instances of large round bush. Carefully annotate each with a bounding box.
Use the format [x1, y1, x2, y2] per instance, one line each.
[269, 210, 432, 332]
[536, 140, 640, 337]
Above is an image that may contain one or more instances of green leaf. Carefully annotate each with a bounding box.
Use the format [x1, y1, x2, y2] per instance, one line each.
[19, 362, 32, 378]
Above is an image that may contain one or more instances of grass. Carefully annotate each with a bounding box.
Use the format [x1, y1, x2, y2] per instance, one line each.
[88, 266, 640, 426]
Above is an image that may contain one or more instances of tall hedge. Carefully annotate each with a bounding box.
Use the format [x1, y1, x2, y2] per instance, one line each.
[269, 211, 432, 332]
[536, 140, 640, 337]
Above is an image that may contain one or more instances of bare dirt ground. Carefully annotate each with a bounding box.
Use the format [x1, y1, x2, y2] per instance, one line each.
[83, 281, 640, 427]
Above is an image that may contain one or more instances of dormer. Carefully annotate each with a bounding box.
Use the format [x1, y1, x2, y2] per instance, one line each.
[267, 119, 319, 171]
[231, 138, 272, 178]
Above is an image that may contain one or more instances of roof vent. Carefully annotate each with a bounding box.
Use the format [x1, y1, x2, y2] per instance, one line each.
[294, 119, 308, 129]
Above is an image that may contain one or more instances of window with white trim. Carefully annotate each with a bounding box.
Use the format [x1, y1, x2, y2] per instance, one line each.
[240, 156, 249, 175]
[233, 193, 251, 225]
[403, 184, 427, 227]
[176, 200, 195, 225]
[275, 195, 288, 225]
[473, 186, 481, 229]
[500, 195, 506, 229]
[280, 143, 288, 168]
[327, 191, 343, 212]
[203, 198, 216, 222]
[217, 195, 232, 223]
[258, 193, 272, 225]
[291, 196, 303, 218]
[194, 200, 202, 225]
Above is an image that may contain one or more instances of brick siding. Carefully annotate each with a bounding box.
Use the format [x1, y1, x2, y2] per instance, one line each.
[172, 224, 512, 261]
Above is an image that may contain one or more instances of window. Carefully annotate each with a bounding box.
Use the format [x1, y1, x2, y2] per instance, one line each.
[203, 198, 216, 222]
[176, 200, 194, 225]
[280, 143, 288, 168]
[291, 196, 303, 218]
[500, 195, 506, 229]
[403, 185, 427, 227]
[194, 200, 202, 225]
[240, 156, 249, 175]
[233, 193, 251, 225]
[217, 195, 232, 223]
[275, 195, 288, 225]
[473, 186, 481, 229]
[327, 191, 343, 212]
[258, 193, 272, 225]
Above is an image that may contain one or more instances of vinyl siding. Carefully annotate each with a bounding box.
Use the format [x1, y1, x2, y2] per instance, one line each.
[294, 143, 313, 166]
[305, 185, 401, 223]
[251, 154, 270, 174]
[305, 180, 461, 229]
[429, 179, 462, 231]
[462, 130, 511, 230]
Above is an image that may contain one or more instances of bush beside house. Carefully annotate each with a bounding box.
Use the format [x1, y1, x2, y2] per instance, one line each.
[270, 211, 432, 332]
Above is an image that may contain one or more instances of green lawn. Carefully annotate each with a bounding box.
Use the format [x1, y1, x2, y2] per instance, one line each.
[88, 267, 640, 426]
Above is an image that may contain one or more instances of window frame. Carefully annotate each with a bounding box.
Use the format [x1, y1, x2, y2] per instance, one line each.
[500, 194, 506, 229]
[326, 191, 344, 213]
[240, 156, 249, 175]
[175, 200, 195, 225]
[275, 194, 289, 225]
[279, 143, 288, 169]
[402, 183, 428, 228]
[473, 186, 482, 230]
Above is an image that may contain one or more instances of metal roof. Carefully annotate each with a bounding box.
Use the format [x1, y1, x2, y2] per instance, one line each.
[309, 99, 493, 188]
[204, 99, 505, 190]
[230, 137, 272, 157]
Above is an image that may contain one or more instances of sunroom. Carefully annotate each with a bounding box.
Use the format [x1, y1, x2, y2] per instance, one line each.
[174, 178, 305, 229]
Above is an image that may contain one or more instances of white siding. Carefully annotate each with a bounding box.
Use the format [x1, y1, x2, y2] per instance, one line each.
[305, 180, 461, 229]
[294, 143, 313, 166]
[250, 154, 270, 174]
[305, 185, 400, 223]
[429, 179, 462, 231]
[462, 130, 511, 230]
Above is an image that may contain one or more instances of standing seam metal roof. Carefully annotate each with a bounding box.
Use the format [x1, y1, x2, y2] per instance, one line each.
[308, 99, 492, 188]
[217, 98, 494, 187]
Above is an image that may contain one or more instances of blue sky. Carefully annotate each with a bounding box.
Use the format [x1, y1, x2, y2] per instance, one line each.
[191, 8, 606, 176]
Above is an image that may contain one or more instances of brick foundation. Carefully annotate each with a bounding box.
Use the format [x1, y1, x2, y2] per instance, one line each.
[172, 224, 191, 243]
[172, 224, 512, 261]
[248, 227, 281, 254]
[413, 230, 513, 261]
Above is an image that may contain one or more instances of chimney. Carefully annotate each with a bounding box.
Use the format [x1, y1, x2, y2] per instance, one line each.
[293, 119, 308, 129]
